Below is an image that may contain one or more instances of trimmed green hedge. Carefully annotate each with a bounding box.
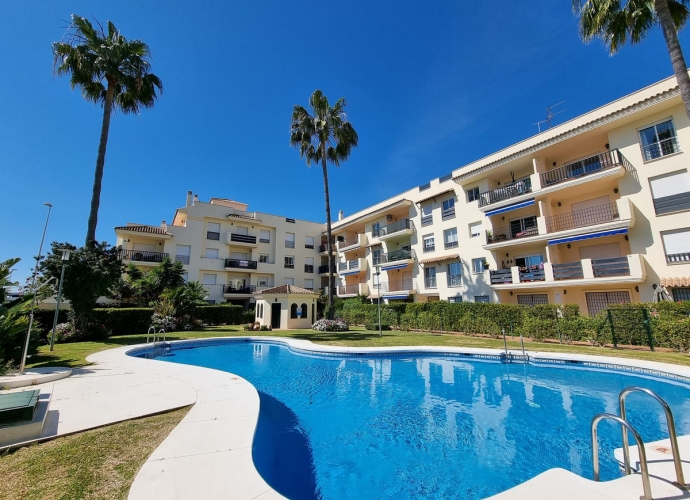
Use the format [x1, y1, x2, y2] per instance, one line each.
[91, 308, 153, 336]
[196, 304, 245, 326]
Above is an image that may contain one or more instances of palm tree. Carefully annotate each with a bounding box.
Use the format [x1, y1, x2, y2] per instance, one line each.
[53, 15, 163, 245]
[291, 90, 358, 318]
[573, 0, 690, 119]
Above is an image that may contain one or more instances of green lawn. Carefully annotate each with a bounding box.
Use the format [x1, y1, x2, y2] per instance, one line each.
[27, 325, 690, 369]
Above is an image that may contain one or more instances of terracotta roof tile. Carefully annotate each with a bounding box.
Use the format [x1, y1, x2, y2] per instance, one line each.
[419, 253, 459, 265]
[254, 285, 319, 295]
[661, 277, 690, 287]
[227, 213, 262, 222]
[114, 225, 171, 236]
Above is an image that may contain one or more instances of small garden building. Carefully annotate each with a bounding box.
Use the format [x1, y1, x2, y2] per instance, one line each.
[253, 285, 319, 330]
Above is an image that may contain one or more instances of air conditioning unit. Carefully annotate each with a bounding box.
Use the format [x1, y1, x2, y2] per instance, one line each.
[386, 214, 394, 221]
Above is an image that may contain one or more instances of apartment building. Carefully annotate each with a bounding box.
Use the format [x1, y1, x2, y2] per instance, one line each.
[114, 193, 329, 308]
[332, 75, 690, 315]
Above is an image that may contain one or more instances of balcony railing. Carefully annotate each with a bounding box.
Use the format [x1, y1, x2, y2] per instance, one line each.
[224, 258, 258, 270]
[206, 231, 220, 241]
[447, 274, 461, 287]
[338, 284, 360, 295]
[592, 257, 630, 277]
[486, 224, 538, 244]
[540, 150, 623, 187]
[230, 233, 257, 244]
[378, 279, 417, 292]
[319, 244, 330, 253]
[175, 254, 190, 265]
[284, 262, 295, 269]
[421, 215, 433, 227]
[442, 206, 455, 220]
[119, 249, 169, 263]
[490, 269, 513, 285]
[339, 236, 359, 248]
[285, 240, 295, 248]
[478, 177, 532, 207]
[545, 202, 620, 233]
[318, 264, 332, 274]
[642, 137, 680, 162]
[667, 252, 690, 263]
[304, 264, 314, 273]
[423, 244, 435, 253]
[380, 249, 416, 263]
[373, 218, 413, 238]
[223, 284, 256, 294]
[339, 262, 347, 271]
[424, 277, 437, 288]
[348, 259, 360, 270]
[444, 240, 459, 250]
[553, 261, 584, 280]
[519, 267, 545, 282]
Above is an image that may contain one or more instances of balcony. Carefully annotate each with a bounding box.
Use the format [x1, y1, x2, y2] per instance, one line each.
[224, 258, 258, 270]
[338, 258, 368, 276]
[667, 252, 690, 264]
[119, 249, 169, 264]
[486, 224, 538, 245]
[337, 283, 370, 298]
[478, 177, 532, 207]
[375, 279, 418, 295]
[372, 219, 415, 241]
[206, 231, 220, 241]
[319, 243, 337, 255]
[540, 150, 624, 188]
[226, 232, 258, 247]
[545, 202, 620, 233]
[424, 277, 437, 289]
[318, 264, 335, 276]
[223, 284, 256, 295]
[489, 254, 646, 289]
[337, 233, 368, 252]
[304, 264, 314, 273]
[379, 249, 416, 271]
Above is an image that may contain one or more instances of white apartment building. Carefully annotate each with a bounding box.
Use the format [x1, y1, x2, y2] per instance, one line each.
[332, 75, 690, 315]
[114, 193, 330, 308]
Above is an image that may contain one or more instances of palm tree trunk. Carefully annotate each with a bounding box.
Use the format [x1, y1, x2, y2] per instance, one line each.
[656, 0, 690, 120]
[85, 81, 115, 245]
[321, 144, 334, 319]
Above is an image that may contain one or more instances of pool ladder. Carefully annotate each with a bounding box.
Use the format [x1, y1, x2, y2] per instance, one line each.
[146, 326, 166, 344]
[591, 387, 687, 500]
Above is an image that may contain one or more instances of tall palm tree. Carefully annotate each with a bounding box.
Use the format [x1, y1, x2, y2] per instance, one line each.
[574, 0, 690, 119]
[53, 15, 163, 245]
[291, 90, 358, 317]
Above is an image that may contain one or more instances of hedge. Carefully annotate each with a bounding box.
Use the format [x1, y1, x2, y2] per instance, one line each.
[91, 308, 153, 336]
[196, 304, 245, 326]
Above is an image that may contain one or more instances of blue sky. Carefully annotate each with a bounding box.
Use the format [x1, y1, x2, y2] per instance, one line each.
[2, 1, 690, 283]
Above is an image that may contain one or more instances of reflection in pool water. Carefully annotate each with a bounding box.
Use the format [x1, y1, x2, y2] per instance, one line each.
[140, 341, 690, 500]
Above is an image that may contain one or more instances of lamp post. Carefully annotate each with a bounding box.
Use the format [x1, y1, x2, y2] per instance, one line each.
[49, 248, 71, 351]
[20, 202, 52, 374]
[376, 268, 382, 338]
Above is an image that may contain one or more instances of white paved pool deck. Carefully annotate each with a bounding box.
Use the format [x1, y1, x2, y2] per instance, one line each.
[4, 337, 690, 499]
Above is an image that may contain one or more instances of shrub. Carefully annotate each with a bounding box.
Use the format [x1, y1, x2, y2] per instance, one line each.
[196, 304, 244, 325]
[33, 309, 70, 341]
[655, 317, 690, 352]
[312, 319, 349, 332]
[365, 323, 390, 331]
[91, 308, 153, 337]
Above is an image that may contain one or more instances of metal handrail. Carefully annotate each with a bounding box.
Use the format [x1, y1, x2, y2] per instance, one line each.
[147, 326, 167, 344]
[619, 387, 686, 486]
[591, 413, 652, 500]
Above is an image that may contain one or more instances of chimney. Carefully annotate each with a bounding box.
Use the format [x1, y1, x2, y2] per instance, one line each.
[186, 190, 193, 207]
[161, 220, 167, 231]
[338, 209, 344, 221]
[193, 194, 199, 205]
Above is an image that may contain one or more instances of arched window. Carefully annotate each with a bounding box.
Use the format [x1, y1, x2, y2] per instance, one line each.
[301, 303, 308, 320]
[290, 303, 298, 319]
[258, 303, 263, 319]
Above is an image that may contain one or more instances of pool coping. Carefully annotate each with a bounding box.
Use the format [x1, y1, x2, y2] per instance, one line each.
[89, 336, 690, 499]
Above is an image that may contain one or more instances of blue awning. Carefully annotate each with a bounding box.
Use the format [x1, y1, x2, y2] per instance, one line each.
[547, 228, 628, 246]
[341, 270, 361, 276]
[485, 199, 535, 217]
[384, 294, 409, 299]
[381, 263, 409, 271]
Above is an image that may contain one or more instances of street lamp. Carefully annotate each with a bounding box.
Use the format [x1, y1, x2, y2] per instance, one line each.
[375, 268, 382, 338]
[49, 248, 71, 351]
[19, 202, 53, 374]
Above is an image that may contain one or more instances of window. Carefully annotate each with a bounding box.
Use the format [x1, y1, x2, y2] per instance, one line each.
[305, 236, 315, 249]
[448, 295, 462, 303]
[421, 204, 433, 227]
[234, 226, 249, 235]
[284, 256, 295, 269]
[515, 254, 543, 269]
[207, 222, 220, 240]
[285, 232, 295, 248]
[204, 248, 219, 259]
[372, 248, 382, 266]
[444, 228, 458, 249]
[290, 303, 298, 318]
[442, 198, 456, 220]
[672, 288, 690, 301]
[305, 257, 314, 273]
[259, 253, 270, 263]
[285, 277, 295, 285]
[509, 216, 538, 238]
[304, 279, 314, 290]
[256, 277, 270, 287]
[447, 262, 461, 287]
[175, 245, 191, 265]
[517, 294, 549, 306]
[202, 273, 217, 285]
[639, 119, 679, 161]
[474, 295, 490, 303]
[300, 303, 308, 319]
[423, 234, 435, 252]
[469, 222, 482, 238]
[472, 258, 486, 274]
[372, 222, 381, 237]
[662, 229, 690, 263]
[259, 230, 270, 243]
[650, 170, 690, 215]
[585, 291, 631, 316]
[424, 267, 437, 288]
[467, 187, 480, 203]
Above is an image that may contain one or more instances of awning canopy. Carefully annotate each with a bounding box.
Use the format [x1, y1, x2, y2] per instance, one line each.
[380, 262, 410, 271]
[419, 253, 459, 265]
[383, 294, 409, 299]
[547, 228, 627, 246]
[416, 188, 456, 205]
[341, 270, 362, 276]
[485, 199, 535, 217]
[661, 276, 690, 287]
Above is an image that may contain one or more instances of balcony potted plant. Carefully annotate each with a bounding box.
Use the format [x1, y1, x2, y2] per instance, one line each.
[482, 258, 489, 270]
[486, 230, 494, 244]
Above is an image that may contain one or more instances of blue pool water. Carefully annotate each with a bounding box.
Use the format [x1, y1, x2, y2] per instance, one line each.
[137, 341, 690, 499]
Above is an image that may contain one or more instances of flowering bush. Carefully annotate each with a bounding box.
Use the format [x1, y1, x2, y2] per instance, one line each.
[151, 313, 176, 332]
[54, 322, 78, 343]
[312, 319, 349, 332]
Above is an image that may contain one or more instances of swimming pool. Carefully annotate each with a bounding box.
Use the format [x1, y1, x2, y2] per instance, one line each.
[134, 340, 690, 500]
